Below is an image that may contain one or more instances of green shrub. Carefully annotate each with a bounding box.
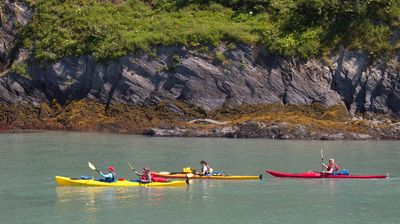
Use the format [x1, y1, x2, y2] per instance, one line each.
[227, 42, 236, 51]
[11, 62, 29, 77]
[19, 0, 399, 61]
[215, 51, 226, 64]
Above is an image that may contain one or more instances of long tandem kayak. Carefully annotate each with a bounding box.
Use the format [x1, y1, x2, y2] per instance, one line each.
[152, 172, 262, 180]
[55, 176, 187, 187]
[265, 170, 387, 179]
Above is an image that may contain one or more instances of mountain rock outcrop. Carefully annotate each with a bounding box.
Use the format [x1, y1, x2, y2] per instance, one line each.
[1, 45, 399, 118]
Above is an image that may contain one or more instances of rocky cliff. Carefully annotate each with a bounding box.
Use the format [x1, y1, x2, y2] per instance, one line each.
[1, 45, 399, 117]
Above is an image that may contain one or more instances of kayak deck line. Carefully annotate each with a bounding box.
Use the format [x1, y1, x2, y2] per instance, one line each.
[55, 176, 187, 187]
[265, 170, 388, 179]
[152, 172, 263, 180]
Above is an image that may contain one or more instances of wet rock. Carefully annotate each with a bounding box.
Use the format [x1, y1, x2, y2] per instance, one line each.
[144, 127, 190, 137]
[187, 119, 230, 125]
[212, 126, 238, 138]
[319, 132, 372, 140]
[235, 121, 308, 139]
[320, 133, 345, 140]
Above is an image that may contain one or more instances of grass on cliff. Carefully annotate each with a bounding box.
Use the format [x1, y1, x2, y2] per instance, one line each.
[21, 0, 400, 62]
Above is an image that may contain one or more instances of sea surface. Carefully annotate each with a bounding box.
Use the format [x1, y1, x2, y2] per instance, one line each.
[0, 132, 399, 224]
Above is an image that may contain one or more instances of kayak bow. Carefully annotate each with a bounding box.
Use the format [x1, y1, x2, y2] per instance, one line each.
[55, 176, 187, 187]
[152, 172, 262, 180]
[265, 170, 387, 179]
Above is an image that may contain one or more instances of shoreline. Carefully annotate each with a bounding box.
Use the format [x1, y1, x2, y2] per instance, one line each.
[1, 101, 400, 140]
[2, 123, 400, 140]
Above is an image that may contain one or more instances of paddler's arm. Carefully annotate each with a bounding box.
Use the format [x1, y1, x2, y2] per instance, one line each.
[322, 163, 328, 169]
[134, 170, 143, 177]
[322, 167, 334, 174]
[99, 172, 112, 178]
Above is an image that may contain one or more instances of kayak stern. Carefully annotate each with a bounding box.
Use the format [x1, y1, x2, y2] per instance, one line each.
[265, 170, 387, 179]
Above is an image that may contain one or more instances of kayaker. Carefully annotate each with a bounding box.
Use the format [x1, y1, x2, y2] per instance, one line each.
[199, 160, 213, 176]
[134, 167, 152, 183]
[322, 159, 340, 174]
[99, 166, 117, 182]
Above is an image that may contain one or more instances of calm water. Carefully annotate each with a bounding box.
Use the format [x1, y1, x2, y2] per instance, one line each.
[0, 132, 399, 224]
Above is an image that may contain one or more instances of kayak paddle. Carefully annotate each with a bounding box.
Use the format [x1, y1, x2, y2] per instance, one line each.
[128, 162, 143, 179]
[88, 162, 100, 173]
[158, 171, 184, 175]
[128, 162, 136, 172]
[185, 173, 193, 184]
[321, 149, 324, 178]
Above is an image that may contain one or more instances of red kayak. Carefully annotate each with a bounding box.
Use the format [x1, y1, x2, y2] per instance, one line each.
[266, 170, 387, 179]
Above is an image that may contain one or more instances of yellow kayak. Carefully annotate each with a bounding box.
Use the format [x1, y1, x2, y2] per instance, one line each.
[152, 172, 262, 180]
[55, 176, 187, 187]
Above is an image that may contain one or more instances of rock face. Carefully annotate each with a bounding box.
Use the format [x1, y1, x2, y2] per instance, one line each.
[0, 1, 33, 70]
[5, 45, 341, 111]
[0, 42, 399, 117]
[331, 51, 400, 116]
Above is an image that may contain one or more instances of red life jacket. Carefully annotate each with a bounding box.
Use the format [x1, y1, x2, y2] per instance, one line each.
[141, 171, 151, 181]
[327, 164, 340, 172]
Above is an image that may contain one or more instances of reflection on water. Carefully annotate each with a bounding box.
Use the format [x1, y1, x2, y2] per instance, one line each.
[55, 180, 223, 208]
[56, 187, 136, 211]
[197, 180, 221, 201]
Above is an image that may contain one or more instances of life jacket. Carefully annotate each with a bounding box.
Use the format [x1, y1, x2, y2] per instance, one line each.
[105, 172, 116, 182]
[141, 171, 151, 182]
[327, 164, 339, 172]
[182, 167, 194, 173]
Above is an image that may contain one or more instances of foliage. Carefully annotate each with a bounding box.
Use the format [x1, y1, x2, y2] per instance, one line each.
[215, 51, 226, 64]
[21, 0, 400, 61]
[11, 62, 29, 77]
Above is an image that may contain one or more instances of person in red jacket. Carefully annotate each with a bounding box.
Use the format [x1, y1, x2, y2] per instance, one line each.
[322, 159, 340, 174]
[134, 167, 152, 183]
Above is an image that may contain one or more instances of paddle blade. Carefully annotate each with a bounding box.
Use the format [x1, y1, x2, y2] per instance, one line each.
[185, 177, 190, 185]
[88, 162, 96, 171]
[320, 149, 324, 159]
[185, 173, 194, 185]
[128, 162, 135, 171]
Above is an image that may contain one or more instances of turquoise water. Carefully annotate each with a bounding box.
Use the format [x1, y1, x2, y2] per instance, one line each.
[0, 132, 399, 224]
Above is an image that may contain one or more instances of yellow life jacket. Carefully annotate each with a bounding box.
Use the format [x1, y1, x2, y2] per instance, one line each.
[182, 167, 193, 173]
